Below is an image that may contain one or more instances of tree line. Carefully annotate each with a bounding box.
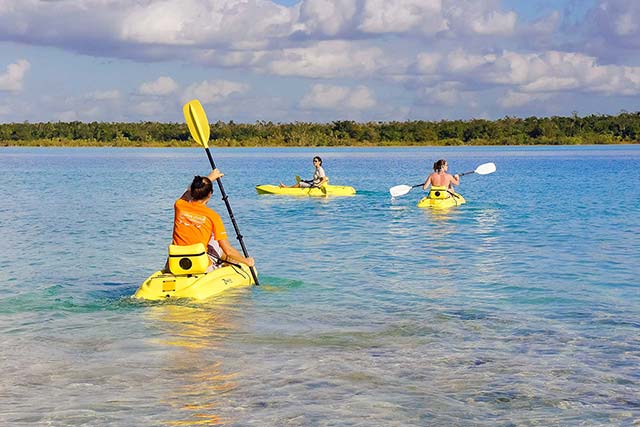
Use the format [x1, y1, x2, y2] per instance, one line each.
[1, 112, 639, 147]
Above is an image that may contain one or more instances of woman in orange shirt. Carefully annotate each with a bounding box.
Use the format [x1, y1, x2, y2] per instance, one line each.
[173, 169, 254, 270]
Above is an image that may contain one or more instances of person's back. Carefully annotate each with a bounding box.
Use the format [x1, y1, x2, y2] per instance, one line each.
[423, 159, 460, 194]
[171, 170, 254, 271]
[429, 171, 454, 187]
[173, 197, 226, 247]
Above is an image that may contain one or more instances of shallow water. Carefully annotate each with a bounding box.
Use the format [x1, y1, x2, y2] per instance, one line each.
[1, 145, 639, 426]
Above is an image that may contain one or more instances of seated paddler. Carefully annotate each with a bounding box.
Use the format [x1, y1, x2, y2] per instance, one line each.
[171, 169, 254, 272]
[422, 159, 460, 197]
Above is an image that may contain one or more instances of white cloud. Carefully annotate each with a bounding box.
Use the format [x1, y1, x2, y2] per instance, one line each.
[265, 41, 385, 78]
[445, 49, 496, 73]
[488, 51, 640, 95]
[85, 90, 121, 101]
[133, 101, 166, 116]
[296, 0, 358, 36]
[138, 76, 178, 96]
[469, 10, 517, 35]
[117, 0, 296, 50]
[300, 84, 376, 110]
[413, 48, 640, 96]
[586, 0, 640, 49]
[446, 1, 518, 37]
[415, 52, 442, 74]
[0, 59, 30, 92]
[614, 13, 637, 36]
[1, 0, 639, 121]
[500, 90, 552, 108]
[0, 0, 296, 66]
[358, 0, 447, 35]
[181, 80, 249, 105]
[295, 0, 452, 37]
[418, 82, 463, 106]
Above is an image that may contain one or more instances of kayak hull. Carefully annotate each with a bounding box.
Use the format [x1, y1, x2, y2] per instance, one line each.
[417, 193, 466, 209]
[134, 263, 255, 301]
[256, 184, 356, 197]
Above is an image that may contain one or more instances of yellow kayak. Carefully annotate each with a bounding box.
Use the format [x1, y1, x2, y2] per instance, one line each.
[134, 264, 254, 301]
[256, 184, 356, 197]
[134, 243, 255, 301]
[417, 186, 466, 209]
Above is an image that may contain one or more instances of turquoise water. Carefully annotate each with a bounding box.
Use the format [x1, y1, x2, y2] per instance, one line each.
[1, 145, 638, 426]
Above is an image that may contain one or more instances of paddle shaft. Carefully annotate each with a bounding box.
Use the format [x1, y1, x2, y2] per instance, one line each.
[205, 147, 260, 286]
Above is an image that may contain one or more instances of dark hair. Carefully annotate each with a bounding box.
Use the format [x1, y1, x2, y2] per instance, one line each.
[190, 175, 213, 200]
[433, 159, 447, 172]
[313, 156, 322, 166]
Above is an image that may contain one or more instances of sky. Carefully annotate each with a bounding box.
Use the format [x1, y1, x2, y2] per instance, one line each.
[1, 0, 639, 123]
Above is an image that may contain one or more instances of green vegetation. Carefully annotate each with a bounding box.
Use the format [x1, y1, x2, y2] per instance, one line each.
[1, 112, 639, 147]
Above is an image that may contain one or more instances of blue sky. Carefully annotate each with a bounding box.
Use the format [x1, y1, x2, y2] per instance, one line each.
[1, 0, 638, 123]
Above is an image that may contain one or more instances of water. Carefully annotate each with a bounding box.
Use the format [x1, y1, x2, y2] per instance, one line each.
[1, 145, 639, 426]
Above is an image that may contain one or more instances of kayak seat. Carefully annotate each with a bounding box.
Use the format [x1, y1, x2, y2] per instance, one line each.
[168, 243, 209, 275]
[428, 186, 451, 199]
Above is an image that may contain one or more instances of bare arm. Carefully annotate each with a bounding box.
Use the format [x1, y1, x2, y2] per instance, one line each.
[450, 173, 460, 186]
[422, 175, 432, 190]
[218, 238, 255, 267]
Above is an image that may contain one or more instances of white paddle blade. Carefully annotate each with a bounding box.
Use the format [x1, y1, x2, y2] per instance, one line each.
[389, 184, 413, 198]
[475, 162, 496, 175]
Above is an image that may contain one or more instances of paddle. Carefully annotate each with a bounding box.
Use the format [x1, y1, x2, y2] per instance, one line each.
[296, 175, 327, 195]
[389, 162, 496, 198]
[183, 99, 260, 286]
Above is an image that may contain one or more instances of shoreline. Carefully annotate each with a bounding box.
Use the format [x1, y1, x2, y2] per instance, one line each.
[1, 139, 638, 148]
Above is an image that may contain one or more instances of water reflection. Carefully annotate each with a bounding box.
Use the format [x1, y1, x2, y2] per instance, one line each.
[143, 293, 249, 426]
[420, 205, 465, 223]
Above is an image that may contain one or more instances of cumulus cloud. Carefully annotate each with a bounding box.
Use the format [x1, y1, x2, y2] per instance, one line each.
[445, 49, 496, 74]
[181, 80, 249, 105]
[295, 0, 358, 37]
[468, 10, 517, 35]
[413, 48, 640, 96]
[445, 1, 518, 36]
[120, 0, 295, 50]
[0, 59, 30, 91]
[359, 0, 447, 34]
[0, 0, 524, 60]
[133, 100, 166, 116]
[489, 51, 640, 95]
[264, 41, 385, 78]
[300, 84, 376, 110]
[138, 76, 179, 96]
[85, 90, 121, 101]
[500, 90, 552, 108]
[294, 0, 448, 37]
[417, 82, 465, 106]
[585, 0, 640, 50]
[1, 0, 639, 121]
[0, 0, 294, 53]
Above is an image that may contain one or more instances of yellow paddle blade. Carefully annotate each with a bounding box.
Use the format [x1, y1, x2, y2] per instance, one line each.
[182, 99, 210, 148]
